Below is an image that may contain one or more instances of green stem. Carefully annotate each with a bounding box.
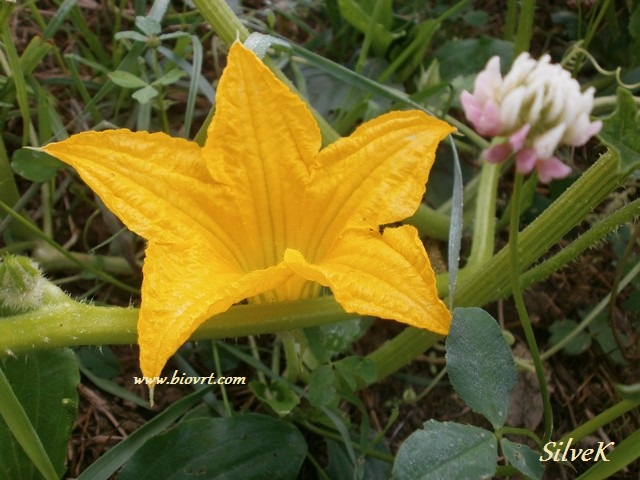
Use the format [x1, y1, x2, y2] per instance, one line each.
[514, 0, 535, 55]
[539, 398, 640, 480]
[31, 244, 137, 277]
[280, 331, 301, 383]
[558, 398, 639, 446]
[212, 342, 233, 416]
[0, 296, 356, 357]
[575, 427, 640, 480]
[464, 161, 500, 269]
[504, 0, 517, 42]
[496, 426, 542, 447]
[300, 421, 395, 463]
[406, 204, 451, 241]
[191, 0, 250, 45]
[151, 48, 171, 133]
[247, 335, 267, 385]
[521, 198, 640, 292]
[508, 172, 553, 443]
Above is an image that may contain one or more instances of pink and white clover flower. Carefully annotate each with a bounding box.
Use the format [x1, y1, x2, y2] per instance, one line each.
[461, 53, 602, 183]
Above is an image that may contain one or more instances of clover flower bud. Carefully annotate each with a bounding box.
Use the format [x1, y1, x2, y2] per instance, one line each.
[461, 53, 602, 182]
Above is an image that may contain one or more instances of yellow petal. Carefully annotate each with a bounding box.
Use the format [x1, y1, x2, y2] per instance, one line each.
[138, 241, 294, 380]
[203, 43, 322, 269]
[284, 225, 451, 335]
[41, 130, 247, 269]
[301, 111, 454, 260]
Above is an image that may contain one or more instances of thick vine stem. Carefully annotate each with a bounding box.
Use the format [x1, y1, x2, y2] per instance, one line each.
[0, 296, 356, 358]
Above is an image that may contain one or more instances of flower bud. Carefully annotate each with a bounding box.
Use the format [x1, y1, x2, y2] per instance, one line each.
[461, 53, 602, 182]
[0, 255, 46, 315]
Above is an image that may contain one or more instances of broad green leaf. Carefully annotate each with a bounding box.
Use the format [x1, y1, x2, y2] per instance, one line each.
[249, 380, 300, 416]
[118, 414, 307, 480]
[393, 420, 497, 480]
[11, 148, 63, 182]
[445, 307, 518, 429]
[598, 88, 640, 175]
[0, 349, 79, 480]
[108, 70, 148, 89]
[501, 438, 544, 479]
[548, 319, 592, 356]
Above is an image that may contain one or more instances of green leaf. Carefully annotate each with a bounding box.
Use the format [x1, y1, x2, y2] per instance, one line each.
[153, 68, 186, 86]
[135, 15, 161, 36]
[337, 0, 395, 55]
[114, 30, 148, 42]
[75, 346, 120, 379]
[393, 420, 497, 480]
[308, 364, 337, 407]
[11, 148, 63, 182]
[108, 70, 149, 89]
[304, 318, 368, 363]
[132, 84, 159, 104]
[598, 88, 640, 175]
[334, 356, 377, 391]
[249, 380, 300, 416]
[75, 351, 150, 410]
[434, 36, 513, 82]
[548, 319, 592, 356]
[445, 307, 518, 429]
[501, 438, 544, 479]
[614, 382, 640, 401]
[587, 312, 628, 365]
[0, 349, 79, 480]
[118, 414, 307, 480]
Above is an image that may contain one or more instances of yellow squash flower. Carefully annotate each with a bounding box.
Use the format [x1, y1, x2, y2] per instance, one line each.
[41, 42, 454, 383]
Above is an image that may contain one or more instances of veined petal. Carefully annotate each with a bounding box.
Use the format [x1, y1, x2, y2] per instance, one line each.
[283, 225, 450, 334]
[138, 241, 294, 380]
[303, 111, 454, 260]
[40, 130, 246, 268]
[203, 43, 321, 269]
